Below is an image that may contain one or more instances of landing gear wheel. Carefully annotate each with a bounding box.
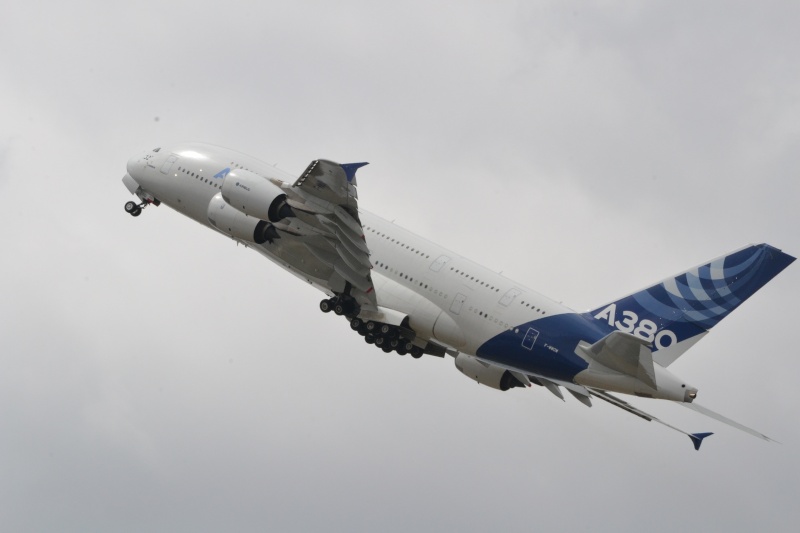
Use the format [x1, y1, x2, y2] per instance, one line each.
[124, 201, 137, 214]
[381, 346, 393, 353]
[350, 318, 363, 330]
[374, 336, 385, 347]
[410, 346, 424, 359]
[334, 303, 346, 315]
[379, 324, 392, 335]
[320, 299, 333, 313]
[389, 338, 400, 349]
[364, 334, 375, 344]
[396, 347, 407, 356]
[132, 207, 142, 217]
[365, 321, 377, 332]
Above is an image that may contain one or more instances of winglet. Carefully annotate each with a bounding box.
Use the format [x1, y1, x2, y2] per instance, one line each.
[689, 432, 713, 451]
[340, 162, 369, 182]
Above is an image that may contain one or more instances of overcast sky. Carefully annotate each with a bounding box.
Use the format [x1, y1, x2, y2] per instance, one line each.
[2, 1, 800, 531]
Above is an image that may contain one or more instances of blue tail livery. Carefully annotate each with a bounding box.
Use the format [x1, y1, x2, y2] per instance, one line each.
[587, 244, 795, 367]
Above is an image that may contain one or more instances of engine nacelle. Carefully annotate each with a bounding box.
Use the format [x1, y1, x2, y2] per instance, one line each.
[454, 353, 524, 391]
[207, 193, 279, 244]
[221, 169, 294, 223]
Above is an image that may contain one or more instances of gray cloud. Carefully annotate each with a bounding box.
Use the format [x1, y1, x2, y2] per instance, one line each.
[1, 1, 799, 531]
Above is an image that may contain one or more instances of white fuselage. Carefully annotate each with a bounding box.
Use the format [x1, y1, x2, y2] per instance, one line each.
[123, 142, 694, 401]
[126, 143, 570, 356]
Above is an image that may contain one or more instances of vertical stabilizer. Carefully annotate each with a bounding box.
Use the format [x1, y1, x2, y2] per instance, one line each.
[587, 244, 794, 366]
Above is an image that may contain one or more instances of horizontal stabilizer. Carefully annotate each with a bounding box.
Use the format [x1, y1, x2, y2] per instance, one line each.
[680, 402, 774, 442]
[584, 331, 657, 389]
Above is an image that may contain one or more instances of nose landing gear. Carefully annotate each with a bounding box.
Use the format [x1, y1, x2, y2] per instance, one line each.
[124, 196, 159, 217]
[124, 201, 143, 217]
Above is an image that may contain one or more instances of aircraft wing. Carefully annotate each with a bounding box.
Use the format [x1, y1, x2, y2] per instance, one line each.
[282, 159, 377, 311]
[476, 356, 716, 450]
[474, 356, 595, 405]
[679, 401, 773, 442]
[588, 389, 714, 450]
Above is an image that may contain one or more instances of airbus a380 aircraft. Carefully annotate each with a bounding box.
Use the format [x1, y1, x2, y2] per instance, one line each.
[122, 143, 794, 450]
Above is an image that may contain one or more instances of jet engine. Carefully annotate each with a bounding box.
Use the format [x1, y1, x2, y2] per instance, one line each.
[221, 169, 294, 222]
[207, 193, 279, 244]
[454, 353, 525, 391]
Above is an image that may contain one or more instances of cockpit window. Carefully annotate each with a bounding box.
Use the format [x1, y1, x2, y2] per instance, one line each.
[153, 147, 161, 152]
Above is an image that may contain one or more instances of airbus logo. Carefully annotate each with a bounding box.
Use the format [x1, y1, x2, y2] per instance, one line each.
[213, 167, 231, 179]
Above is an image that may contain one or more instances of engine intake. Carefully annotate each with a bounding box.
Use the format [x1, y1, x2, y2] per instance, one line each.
[454, 353, 525, 391]
[207, 193, 279, 244]
[220, 169, 294, 223]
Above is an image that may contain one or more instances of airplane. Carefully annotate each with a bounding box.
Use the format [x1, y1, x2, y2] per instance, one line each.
[122, 143, 794, 450]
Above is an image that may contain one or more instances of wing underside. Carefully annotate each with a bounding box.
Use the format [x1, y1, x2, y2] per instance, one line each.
[278, 159, 377, 310]
[476, 356, 771, 450]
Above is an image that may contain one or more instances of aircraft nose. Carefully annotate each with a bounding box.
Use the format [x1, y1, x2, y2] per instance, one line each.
[127, 153, 142, 176]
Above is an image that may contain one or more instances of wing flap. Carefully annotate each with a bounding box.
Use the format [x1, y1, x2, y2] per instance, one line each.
[286, 159, 376, 308]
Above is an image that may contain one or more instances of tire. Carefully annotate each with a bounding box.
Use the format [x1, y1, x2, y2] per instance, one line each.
[396, 347, 407, 356]
[366, 321, 377, 332]
[320, 300, 332, 313]
[379, 324, 392, 335]
[389, 338, 400, 348]
[132, 208, 142, 217]
[365, 334, 375, 344]
[350, 318, 362, 330]
[334, 303, 345, 316]
[375, 336, 385, 347]
[124, 201, 137, 213]
[410, 347, 424, 359]
[381, 346, 393, 353]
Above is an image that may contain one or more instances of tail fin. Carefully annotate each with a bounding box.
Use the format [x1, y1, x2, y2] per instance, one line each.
[587, 244, 794, 366]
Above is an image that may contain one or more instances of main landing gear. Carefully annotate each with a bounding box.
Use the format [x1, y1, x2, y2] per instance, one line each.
[354, 318, 423, 358]
[320, 297, 425, 359]
[319, 296, 358, 316]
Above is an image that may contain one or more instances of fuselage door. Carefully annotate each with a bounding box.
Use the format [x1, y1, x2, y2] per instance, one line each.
[430, 254, 451, 272]
[160, 155, 178, 174]
[521, 328, 539, 350]
[499, 288, 521, 306]
[450, 293, 467, 315]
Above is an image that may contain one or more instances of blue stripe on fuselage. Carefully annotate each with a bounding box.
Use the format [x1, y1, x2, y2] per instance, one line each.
[476, 312, 609, 382]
